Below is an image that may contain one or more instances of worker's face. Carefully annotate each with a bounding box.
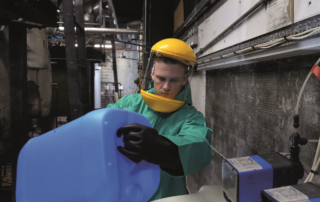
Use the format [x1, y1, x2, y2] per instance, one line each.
[151, 61, 188, 99]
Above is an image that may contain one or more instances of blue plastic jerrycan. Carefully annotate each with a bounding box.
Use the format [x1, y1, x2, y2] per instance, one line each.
[16, 108, 160, 202]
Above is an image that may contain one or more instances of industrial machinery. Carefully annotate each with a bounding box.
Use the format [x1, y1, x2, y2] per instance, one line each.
[222, 127, 308, 202]
[261, 182, 320, 202]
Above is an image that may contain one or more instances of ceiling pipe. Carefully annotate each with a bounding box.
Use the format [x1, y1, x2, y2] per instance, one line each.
[57, 27, 141, 35]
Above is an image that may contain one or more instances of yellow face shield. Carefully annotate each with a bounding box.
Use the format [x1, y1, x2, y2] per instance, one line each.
[140, 90, 185, 113]
[139, 38, 196, 113]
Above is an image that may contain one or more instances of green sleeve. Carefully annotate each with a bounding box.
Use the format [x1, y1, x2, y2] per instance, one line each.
[163, 112, 214, 175]
[106, 95, 131, 109]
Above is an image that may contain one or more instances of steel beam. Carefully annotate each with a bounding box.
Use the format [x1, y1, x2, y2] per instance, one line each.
[62, 0, 81, 120]
[9, 24, 28, 202]
[75, 0, 90, 114]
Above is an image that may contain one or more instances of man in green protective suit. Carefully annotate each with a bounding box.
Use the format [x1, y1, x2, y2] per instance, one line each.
[107, 38, 213, 201]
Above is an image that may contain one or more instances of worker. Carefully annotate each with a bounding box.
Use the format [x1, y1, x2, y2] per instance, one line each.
[107, 38, 214, 201]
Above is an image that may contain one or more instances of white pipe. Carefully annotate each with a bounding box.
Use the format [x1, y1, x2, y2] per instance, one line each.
[294, 71, 313, 115]
[305, 135, 320, 183]
[94, 65, 101, 109]
[58, 27, 141, 35]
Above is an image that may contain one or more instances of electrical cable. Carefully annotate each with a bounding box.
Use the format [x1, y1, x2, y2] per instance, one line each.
[200, 25, 320, 62]
[290, 57, 320, 184]
[235, 47, 255, 54]
[295, 57, 320, 116]
[211, 145, 227, 160]
[305, 135, 320, 183]
[287, 27, 320, 40]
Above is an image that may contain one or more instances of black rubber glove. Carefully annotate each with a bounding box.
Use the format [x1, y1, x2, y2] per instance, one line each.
[117, 123, 184, 175]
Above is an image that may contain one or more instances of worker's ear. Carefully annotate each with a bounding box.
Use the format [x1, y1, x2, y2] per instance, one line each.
[151, 64, 155, 80]
[182, 73, 189, 86]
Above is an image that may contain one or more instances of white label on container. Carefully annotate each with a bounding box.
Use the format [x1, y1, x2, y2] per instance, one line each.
[228, 156, 262, 172]
[294, 201, 310, 202]
[264, 186, 309, 202]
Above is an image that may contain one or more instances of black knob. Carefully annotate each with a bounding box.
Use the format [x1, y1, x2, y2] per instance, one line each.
[299, 138, 308, 145]
[293, 115, 299, 128]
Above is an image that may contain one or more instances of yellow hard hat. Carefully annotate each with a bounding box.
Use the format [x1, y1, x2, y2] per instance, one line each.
[151, 38, 196, 66]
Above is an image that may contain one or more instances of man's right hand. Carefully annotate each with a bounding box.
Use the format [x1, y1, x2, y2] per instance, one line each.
[116, 123, 184, 176]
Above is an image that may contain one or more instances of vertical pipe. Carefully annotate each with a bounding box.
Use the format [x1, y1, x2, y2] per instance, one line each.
[94, 64, 101, 108]
[107, 3, 119, 94]
[9, 25, 28, 202]
[99, 0, 102, 27]
[89, 62, 95, 110]
[0, 162, 2, 198]
[144, 0, 147, 48]
[142, 0, 149, 90]
[111, 39, 119, 93]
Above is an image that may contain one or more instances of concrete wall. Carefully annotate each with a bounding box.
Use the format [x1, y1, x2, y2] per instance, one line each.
[190, 70, 206, 117]
[195, 0, 320, 56]
[187, 53, 320, 193]
[185, 0, 320, 193]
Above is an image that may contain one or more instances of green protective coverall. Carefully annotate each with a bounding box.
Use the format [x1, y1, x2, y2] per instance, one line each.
[107, 82, 214, 201]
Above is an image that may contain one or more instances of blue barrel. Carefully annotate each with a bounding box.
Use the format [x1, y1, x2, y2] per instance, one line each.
[16, 108, 160, 202]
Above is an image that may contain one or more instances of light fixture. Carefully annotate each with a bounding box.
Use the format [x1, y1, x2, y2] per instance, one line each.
[57, 10, 60, 13]
[93, 44, 112, 48]
[75, 44, 78, 47]
[106, 5, 109, 8]
[93, 5, 99, 9]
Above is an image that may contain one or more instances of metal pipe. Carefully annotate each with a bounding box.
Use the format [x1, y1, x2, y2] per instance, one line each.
[58, 27, 141, 35]
[57, 22, 100, 25]
[196, 0, 269, 57]
[99, 0, 102, 27]
[107, 1, 119, 95]
[144, 0, 147, 47]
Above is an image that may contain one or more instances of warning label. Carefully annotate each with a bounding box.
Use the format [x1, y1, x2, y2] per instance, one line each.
[264, 186, 309, 202]
[228, 156, 262, 172]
